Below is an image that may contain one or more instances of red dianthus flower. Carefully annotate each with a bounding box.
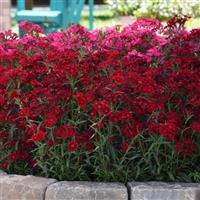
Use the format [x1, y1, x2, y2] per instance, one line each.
[120, 143, 129, 152]
[55, 125, 76, 139]
[45, 113, 57, 127]
[67, 141, 79, 152]
[31, 130, 46, 142]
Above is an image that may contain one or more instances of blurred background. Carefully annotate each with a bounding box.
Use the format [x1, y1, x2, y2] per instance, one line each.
[1, 0, 200, 33]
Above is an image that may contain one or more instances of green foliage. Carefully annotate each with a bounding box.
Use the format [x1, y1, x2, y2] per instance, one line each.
[20, 132, 200, 183]
[189, 171, 200, 182]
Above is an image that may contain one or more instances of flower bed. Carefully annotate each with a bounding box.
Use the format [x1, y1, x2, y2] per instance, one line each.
[0, 16, 200, 183]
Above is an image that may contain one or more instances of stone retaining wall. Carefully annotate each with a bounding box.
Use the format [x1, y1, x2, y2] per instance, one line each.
[0, 171, 200, 200]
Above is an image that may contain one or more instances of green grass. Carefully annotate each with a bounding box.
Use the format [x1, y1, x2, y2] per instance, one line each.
[11, 13, 18, 33]
[80, 9, 119, 29]
[186, 17, 200, 29]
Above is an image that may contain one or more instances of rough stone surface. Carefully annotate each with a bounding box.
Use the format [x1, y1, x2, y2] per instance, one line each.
[128, 182, 200, 200]
[0, 175, 57, 200]
[45, 181, 128, 200]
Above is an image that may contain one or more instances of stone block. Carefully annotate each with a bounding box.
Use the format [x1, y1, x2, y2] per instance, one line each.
[0, 175, 57, 200]
[128, 182, 200, 200]
[45, 181, 128, 200]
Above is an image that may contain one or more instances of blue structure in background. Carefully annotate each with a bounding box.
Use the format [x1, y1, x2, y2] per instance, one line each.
[16, 0, 94, 34]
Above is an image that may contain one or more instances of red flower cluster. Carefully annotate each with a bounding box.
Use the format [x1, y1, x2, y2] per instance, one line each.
[55, 125, 76, 139]
[175, 138, 196, 155]
[31, 130, 46, 142]
[0, 16, 199, 174]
